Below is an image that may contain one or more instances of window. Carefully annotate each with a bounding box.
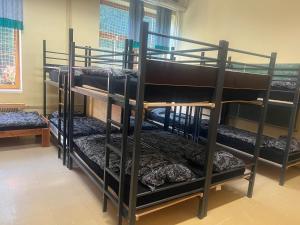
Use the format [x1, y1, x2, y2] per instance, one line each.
[99, 0, 129, 52]
[0, 27, 21, 91]
[99, 0, 176, 51]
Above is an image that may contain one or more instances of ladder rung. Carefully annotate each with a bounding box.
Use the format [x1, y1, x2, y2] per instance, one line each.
[105, 167, 120, 182]
[106, 143, 122, 157]
[108, 119, 123, 129]
[104, 190, 119, 207]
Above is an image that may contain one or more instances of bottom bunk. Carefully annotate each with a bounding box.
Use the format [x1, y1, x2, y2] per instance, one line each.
[71, 130, 247, 209]
[49, 111, 160, 141]
[147, 108, 300, 166]
[199, 120, 300, 166]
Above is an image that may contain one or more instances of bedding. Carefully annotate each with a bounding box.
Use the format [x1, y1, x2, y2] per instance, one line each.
[78, 63, 270, 102]
[140, 130, 246, 173]
[74, 134, 194, 190]
[0, 112, 48, 131]
[50, 116, 116, 137]
[46, 65, 82, 85]
[72, 131, 246, 207]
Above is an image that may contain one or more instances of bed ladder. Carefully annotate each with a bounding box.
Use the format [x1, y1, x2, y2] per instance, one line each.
[103, 74, 132, 225]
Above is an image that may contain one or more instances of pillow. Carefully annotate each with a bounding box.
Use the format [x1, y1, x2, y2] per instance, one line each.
[184, 147, 245, 173]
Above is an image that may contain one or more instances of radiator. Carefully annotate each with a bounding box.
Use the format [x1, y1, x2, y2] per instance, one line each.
[0, 103, 26, 112]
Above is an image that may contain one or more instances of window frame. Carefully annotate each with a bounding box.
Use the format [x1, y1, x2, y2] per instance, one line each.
[0, 29, 22, 92]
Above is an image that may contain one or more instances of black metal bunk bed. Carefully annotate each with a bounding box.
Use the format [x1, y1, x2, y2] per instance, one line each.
[197, 65, 300, 186]
[65, 21, 273, 225]
[43, 40, 90, 165]
[43, 40, 70, 164]
[267, 68, 300, 185]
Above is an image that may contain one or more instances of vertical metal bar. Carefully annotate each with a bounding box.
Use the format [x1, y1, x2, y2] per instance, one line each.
[200, 52, 205, 65]
[184, 106, 189, 136]
[123, 39, 129, 69]
[198, 40, 229, 219]
[128, 40, 134, 69]
[57, 68, 62, 159]
[128, 22, 149, 225]
[121, 39, 129, 124]
[118, 76, 131, 225]
[164, 107, 171, 131]
[227, 56, 232, 69]
[178, 106, 182, 133]
[172, 106, 177, 133]
[247, 52, 277, 196]
[103, 74, 113, 213]
[164, 47, 175, 131]
[279, 68, 300, 185]
[43, 40, 47, 117]
[62, 68, 68, 166]
[67, 29, 74, 169]
[83, 47, 89, 116]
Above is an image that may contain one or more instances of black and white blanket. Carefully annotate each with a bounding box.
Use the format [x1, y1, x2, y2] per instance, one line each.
[0, 111, 48, 131]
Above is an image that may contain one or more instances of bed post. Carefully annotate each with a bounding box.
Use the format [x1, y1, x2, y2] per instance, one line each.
[279, 68, 300, 185]
[43, 40, 47, 117]
[198, 40, 228, 219]
[128, 22, 149, 225]
[163, 47, 175, 131]
[67, 28, 75, 169]
[247, 52, 277, 197]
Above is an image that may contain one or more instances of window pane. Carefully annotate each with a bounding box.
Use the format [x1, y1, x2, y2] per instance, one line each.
[0, 27, 20, 90]
[99, 1, 129, 52]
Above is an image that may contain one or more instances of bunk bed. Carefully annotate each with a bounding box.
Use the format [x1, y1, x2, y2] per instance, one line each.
[43, 40, 88, 164]
[65, 21, 275, 225]
[0, 109, 50, 147]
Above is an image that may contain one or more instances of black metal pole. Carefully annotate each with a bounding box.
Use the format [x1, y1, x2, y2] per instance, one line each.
[67, 29, 75, 169]
[279, 68, 300, 185]
[247, 52, 277, 197]
[43, 40, 47, 116]
[198, 40, 229, 219]
[128, 22, 149, 225]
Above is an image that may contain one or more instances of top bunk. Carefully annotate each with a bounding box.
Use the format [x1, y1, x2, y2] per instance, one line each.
[42, 40, 83, 88]
[228, 62, 300, 106]
[67, 22, 276, 107]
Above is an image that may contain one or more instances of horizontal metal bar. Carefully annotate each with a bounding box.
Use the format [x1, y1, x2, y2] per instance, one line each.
[148, 48, 218, 61]
[75, 45, 124, 54]
[46, 51, 68, 56]
[75, 54, 124, 60]
[46, 56, 68, 61]
[227, 60, 270, 70]
[148, 31, 219, 48]
[228, 48, 271, 59]
[92, 53, 125, 58]
[171, 47, 219, 54]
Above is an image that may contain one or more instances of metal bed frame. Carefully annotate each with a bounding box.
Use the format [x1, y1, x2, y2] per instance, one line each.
[64, 21, 276, 225]
[42, 40, 88, 165]
[202, 63, 300, 186]
[272, 69, 300, 185]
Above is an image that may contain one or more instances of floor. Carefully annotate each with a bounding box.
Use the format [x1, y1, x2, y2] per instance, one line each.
[0, 137, 300, 225]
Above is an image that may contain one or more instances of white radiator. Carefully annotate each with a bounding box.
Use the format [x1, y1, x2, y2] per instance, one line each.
[0, 103, 25, 112]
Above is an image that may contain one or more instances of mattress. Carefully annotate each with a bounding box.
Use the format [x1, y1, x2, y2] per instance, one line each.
[46, 65, 82, 85]
[49, 116, 113, 138]
[0, 111, 48, 131]
[49, 112, 159, 138]
[199, 120, 300, 164]
[78, 63, 270, 102]
[269, 79, 297, 102]
[73, 131, 246, 207]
